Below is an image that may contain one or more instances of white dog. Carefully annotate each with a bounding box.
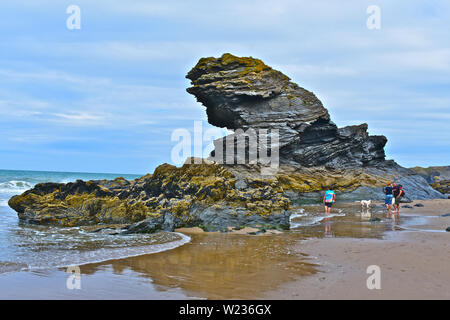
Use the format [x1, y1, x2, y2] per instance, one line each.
[360, 200, 372, 209]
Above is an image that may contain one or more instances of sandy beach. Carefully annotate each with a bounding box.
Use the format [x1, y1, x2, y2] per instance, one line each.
[0, 199, 448, 300]
[264, 199, 450, 299]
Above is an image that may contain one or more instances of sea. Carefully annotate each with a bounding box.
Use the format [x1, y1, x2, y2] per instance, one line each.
[0, 169, 190, 274]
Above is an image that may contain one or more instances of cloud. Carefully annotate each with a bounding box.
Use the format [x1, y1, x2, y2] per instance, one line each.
[0, 0, 449, 172]
[275, 64, 358, 77]
[0, 68, 112, 89]
[49, 112, 108, 124]
[377, 49, 450, 71]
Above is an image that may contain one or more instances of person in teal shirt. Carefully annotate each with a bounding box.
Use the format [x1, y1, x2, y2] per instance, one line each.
[323, 189, 336, 214]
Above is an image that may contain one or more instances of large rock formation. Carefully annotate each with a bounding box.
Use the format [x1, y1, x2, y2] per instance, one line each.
[8, 53, 445, 233]
[186, 53, 387, 167]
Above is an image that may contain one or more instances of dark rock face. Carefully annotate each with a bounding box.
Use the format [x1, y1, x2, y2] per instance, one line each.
[186, 53, 387, 168]
[283, 122, 387, 167]
[124, 204, 290, 234]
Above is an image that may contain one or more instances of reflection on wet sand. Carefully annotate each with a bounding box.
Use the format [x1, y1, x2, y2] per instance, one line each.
[81, 232, 318, 299]
[289, 202, 395, 239]
[78, 202, 410, 299]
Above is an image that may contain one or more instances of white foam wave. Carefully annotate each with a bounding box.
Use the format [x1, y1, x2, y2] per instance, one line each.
[59, 179, 77, 184]
[0, 180, 34, 194]
[291, 216, 327, 228]
[0, 262, 29, 274]
[290, 211, 346, 228]
[24, 232, 191, 272]
[289, 213, 307, 220]
[289, 208, 305, 219]
[328, 213, 346, 217]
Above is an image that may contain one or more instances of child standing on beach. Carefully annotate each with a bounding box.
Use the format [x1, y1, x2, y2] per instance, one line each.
[384, 182, 393, 214]
[323, 189, 336, 215]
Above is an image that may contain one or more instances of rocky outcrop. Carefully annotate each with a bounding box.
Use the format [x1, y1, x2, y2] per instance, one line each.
[409, 166, 450, 183]
[431, 181, 450, 196]
[409, 166, 450, 197]
[8, 53, 445, 232]
[277, 160, 444, 201]
[9, 160, 290, 231]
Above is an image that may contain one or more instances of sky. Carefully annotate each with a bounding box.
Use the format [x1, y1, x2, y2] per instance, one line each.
[0, 0, 449, 174]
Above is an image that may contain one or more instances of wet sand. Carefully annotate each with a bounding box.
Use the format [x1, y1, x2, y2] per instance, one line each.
[264, 199, 450, 299]
[0, 232, 317, 299]
[0, 199, 448, 299]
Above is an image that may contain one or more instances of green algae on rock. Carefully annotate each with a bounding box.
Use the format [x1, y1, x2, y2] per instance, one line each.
[9, 160, 291, 231]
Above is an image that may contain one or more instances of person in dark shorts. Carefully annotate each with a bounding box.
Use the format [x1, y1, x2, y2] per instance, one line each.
[383, 182, 393, 213]
[392, 183, 404, 215]
[323, 189, 336, 214]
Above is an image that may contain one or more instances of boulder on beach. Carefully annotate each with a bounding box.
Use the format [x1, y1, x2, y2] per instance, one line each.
[8, 53, 445, 232]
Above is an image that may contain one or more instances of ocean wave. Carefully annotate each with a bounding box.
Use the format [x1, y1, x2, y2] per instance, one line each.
[290, 216, 327, 228]
[290, 212, 346, 228]
[0, 199, 9, 207]
[0, 261, 29, 274]
[289, 213, 307, 220]
[2, 232, 191, 274]
[0, 180, 34, 194]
